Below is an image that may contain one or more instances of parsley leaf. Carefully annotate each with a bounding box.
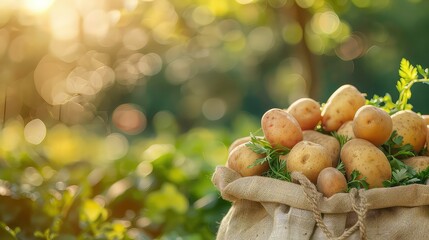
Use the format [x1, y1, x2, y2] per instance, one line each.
[383, 168, 420, 187]
[380, 130, 415, 167]
[347, 170, 369, 190]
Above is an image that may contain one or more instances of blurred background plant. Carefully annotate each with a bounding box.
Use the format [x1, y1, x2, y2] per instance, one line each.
[0, 0, 428, 239]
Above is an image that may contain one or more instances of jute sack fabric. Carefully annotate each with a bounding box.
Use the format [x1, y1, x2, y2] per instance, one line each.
[212, 166, 429, 240]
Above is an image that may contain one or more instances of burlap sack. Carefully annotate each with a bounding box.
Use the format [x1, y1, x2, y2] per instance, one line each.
[212, 166, 429, 240]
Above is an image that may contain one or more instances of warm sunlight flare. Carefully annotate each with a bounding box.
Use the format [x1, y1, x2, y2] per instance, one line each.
[22, 0, 55, 13]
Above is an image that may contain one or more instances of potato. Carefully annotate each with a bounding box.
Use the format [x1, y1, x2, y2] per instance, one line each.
[402, 156, 429, 172]
[341, 138, 391, 188]
[337, 121, 355, 139]
[228, 136, 262, 153]
[316, 167, 347, 198]
[427, 126, 429, 156]
[321, 84, 366, 132]
[228, 136, 251, 153]
[303, 130, 340, 167]
[261, 108, 303, 148]
[352, 105, 393, 146]
[286, 141, 332, 183]
[391, 110, 427, 152]
[227, 143, 268, 177]
[422, 115, 429, 125]
[287, 98, 321, 130]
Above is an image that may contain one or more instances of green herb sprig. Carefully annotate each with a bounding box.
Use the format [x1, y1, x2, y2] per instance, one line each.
[380, 130, 415, 170]
[380, 130, 429, 187]
[383, 168, 420, 187]
[368, 58, 429, 114]
[347, 170, 369, 190]
[331, 132, 351, 175]
[245, 133, 291, 181]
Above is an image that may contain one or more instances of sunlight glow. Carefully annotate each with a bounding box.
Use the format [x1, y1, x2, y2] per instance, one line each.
[22, 0, 55, 14]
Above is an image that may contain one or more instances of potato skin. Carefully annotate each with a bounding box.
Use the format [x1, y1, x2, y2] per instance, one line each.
[352, 105, 393, 146]
[286, 141, 332, 183]
[316, 167, 347, 198]
[402, 156, 429, 172]
[227, 143, 268, 177]
[228, 136, 251, 153]
[321, 85, 366, 132]
[341, 138, 391, 188]
[427, 126, 429, 156]
[337, 121, 355, 139]
[391, 110, 427, 153]
[228, 136, 263, 153]
[303, 130, 340, 167]
[261, 108, 303, 148]
[422, 115, 429, 125]
[287, 98, 321, 130]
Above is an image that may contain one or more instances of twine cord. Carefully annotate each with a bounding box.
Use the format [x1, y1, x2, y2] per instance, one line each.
[291, 172, 368, 240]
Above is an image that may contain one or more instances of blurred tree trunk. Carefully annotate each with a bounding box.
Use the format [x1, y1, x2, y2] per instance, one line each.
[288, 4, 321, 100]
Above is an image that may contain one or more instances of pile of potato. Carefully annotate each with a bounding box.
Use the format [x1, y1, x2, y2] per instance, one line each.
[226, 84, 429, 197]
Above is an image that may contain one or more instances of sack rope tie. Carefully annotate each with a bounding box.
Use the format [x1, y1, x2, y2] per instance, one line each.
[291, 172, 368, 240]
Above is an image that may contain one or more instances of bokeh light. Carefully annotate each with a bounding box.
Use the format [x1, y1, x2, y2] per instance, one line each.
[202, 98, 227, 121]
[336, 34, 366, 61]
[24, 119, 47, 145]
[104, 133, 129, 160]
[282, 21, 303, 45]
[50, 1, 80, 41]
[122, 28, 149, 51]
[112, 104, 146, 135]
[312, 11, 340, 35]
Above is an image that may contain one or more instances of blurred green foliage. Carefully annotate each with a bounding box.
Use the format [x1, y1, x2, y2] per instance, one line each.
[1, 0, 429, 239]
[0, 116, 253, 239]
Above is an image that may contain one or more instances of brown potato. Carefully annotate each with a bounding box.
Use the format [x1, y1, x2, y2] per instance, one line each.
[227, 143, 268, 177]
[287, 98, 321, 130]
[286, 141, 332, 183]
[422, 115, 429, 125]
[341, 138, 391, 188]
[427, 126, 429, 156]
[321, 84, 366, 132]
[337, 121, 355, 139]
[402, 156, 429, 172]
[261, 108, 303, 148]
[228, 136, 262, 153]
[316, 167, 347, 198]
[352, 105, 393, 146]
[228, 136, 251, 153]
[303, 130, 340, 167]
[391, 110, 427, 152]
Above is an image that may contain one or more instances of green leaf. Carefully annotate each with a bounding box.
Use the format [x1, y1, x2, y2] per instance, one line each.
[245, 141, 267, 155]
[247, 157, 268, 168]
[367, 93, 396, 113]
[0, 222, 20, 239]
[417, 65, 429, 79]
[347, 170, 369, 190]
[383, 168, 420, 187]
[415, 166, 429, 183]
[246, 132, 291, 181]
[336, 161, 346, 175]
[399, 58, 418, 82]
[331, 132, 351, 148]
[80, 199, 108, 223]
[380, 130, 416, 170]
